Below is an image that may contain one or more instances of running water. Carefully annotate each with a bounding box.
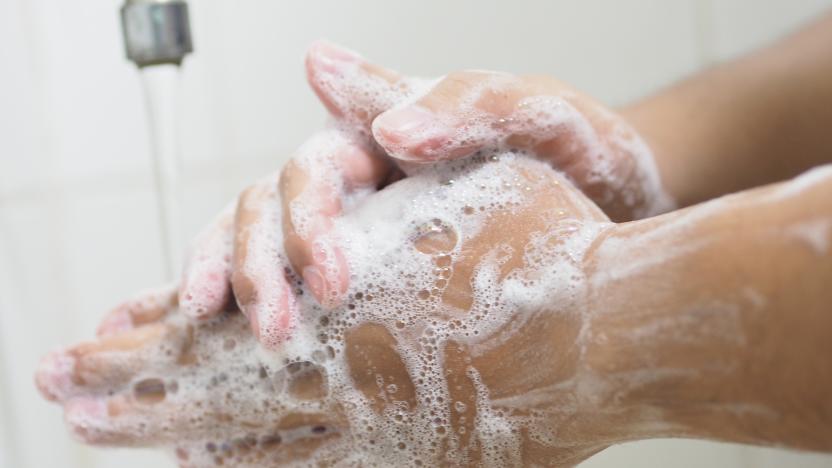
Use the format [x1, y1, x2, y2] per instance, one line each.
[140, 64, 184, 280]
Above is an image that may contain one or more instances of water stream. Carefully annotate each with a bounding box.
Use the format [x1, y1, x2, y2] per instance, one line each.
[140, 64, 184, 281]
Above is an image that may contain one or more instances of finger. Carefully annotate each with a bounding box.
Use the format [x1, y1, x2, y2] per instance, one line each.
[63, 395, 213, 446]
[64, 395, 167, 446]
[305, 40, 410, 129]
[371, 72, 671, 219]
[372, 70, 538, 162]
[232, 176, 298, 348]
[179, 206, 234, 320]
[172, 412, 346, 467]
[302, 43, 420, 306]
[279, 130, 388, 307]
[36, 323, 177, 403]
[96, 285, 177, 337]
[65, 390, 342, 450]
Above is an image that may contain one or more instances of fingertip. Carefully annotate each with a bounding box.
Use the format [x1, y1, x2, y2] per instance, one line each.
[230, 270, 257, 319]
[301, 243, 349, 309]
[373, 106, 439, 143]
[305, 40, 405, 128]
[305, 39, 361, 75]
[181, 210, 234, 321]
[255, 280, 298, 350]
[372, 106, 454, 161]
[231, 269, 298, 350]
[180, 268, 229, 320]
[35, 351, 76, 403]
[337, 141, 391, 189]
[302, 265, 327, 303]
[64, 397, 112, 445]
[305, 40, 362, 118]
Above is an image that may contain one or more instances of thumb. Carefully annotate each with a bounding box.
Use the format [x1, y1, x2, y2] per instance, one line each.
[305, 40, 409, 129]
[372, 70, 529, 162]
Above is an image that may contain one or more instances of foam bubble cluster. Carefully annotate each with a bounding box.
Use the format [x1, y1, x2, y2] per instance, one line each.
[43, 153, 614, 467]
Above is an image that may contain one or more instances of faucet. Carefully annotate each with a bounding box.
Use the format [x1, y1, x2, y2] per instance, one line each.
[121, 0, 193, 68]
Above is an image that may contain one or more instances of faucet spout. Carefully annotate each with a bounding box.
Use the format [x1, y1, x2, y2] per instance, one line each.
[121, 0, 193, 68]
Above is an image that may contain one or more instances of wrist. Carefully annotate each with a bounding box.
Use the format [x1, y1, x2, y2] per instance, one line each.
[581, 175, 832, 450]
[578, 220, 751, 442]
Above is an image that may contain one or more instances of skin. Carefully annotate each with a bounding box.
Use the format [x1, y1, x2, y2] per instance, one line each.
[586, 167, 832, 451]
[184, 12, 832, 344]
[621, 11, 832, 208]
[179, 40, 676, 342]
[176, 43, 407, 340]
[35, 11, 832, 465]
[36, 158, 832, 466]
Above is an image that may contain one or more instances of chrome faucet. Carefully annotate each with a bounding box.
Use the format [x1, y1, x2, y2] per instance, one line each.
[121, 0, 193, 68]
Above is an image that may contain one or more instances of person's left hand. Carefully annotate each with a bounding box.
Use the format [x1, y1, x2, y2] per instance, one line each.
[38, 287, 348, 467]
[170, 42, 416, 344]
[173, 41, 674, 347]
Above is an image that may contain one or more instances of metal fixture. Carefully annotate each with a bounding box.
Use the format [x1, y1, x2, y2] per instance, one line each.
[121, 0, 193, 68]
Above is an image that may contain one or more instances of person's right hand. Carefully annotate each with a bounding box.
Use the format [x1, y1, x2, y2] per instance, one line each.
[38, 153, 680, 467]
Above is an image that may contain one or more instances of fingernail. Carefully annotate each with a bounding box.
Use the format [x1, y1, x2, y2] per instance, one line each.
[376, 106, 437, 136]
[373, 106, 454, 161]
[303, 265, 328, 303]
[311, 41, 360, 73]
[231, 272, 257, 316]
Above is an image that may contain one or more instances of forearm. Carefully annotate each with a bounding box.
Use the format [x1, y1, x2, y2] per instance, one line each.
[621, 12, 832, 207]
[585, 165, 832, 450]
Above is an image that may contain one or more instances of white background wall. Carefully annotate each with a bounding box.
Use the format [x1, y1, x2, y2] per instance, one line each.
[2, 0, 832, 467]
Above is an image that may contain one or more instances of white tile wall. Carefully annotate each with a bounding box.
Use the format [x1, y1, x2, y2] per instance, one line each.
[1, 1, 831, 467]
[708, 0, 832, 61]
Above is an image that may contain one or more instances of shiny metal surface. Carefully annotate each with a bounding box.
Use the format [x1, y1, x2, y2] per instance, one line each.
[121, 0, 193, 67]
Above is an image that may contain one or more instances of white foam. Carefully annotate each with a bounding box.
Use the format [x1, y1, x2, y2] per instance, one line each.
[48, 151, 832, 466]
[48, 153, 626, 466]
[372, 73, 675, 220]
[297, 153, 575, 466]
[785, 217, 832, 256]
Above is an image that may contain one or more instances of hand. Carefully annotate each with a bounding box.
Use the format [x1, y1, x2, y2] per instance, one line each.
[276, 41, 676, 318]
[38, 154, 671, 466]
[38, 288, 344, 467]
[175, 42, 676, 344]
[371, 71, 675, 222]
[307, 42, 675, 222]
[170, 41, 415, 339]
